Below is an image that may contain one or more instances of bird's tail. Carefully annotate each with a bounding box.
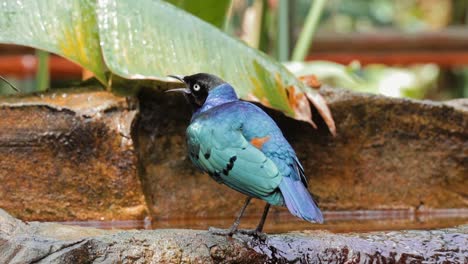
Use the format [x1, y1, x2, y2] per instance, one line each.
[278, 177, 324, 223]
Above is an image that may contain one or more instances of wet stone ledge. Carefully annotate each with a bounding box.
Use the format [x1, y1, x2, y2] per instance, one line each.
[0, 209, 466, 263]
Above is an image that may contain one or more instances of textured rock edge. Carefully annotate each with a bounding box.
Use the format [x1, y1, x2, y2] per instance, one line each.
[1, 209, 466, 263]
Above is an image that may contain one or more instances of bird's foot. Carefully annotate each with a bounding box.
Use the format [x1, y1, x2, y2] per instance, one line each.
[237, 229, 267, 241]
[208, 227, 236, 237]
[208, 227, 267, 240]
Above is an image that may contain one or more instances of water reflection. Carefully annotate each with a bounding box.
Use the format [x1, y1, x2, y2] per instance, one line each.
[57, 208, 468, 233]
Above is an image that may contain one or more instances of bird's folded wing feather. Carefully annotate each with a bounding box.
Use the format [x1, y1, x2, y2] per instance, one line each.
[187, 122, 283, 199]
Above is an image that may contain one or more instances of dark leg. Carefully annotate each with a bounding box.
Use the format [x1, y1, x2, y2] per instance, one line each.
[209, 197, 252, 236]
[228, 196, 252, 233]
[238, 203, 270, 240]
[255, 203, 270, 233]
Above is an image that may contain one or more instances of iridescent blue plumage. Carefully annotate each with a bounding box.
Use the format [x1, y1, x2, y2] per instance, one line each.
[186, 82, 323, 224]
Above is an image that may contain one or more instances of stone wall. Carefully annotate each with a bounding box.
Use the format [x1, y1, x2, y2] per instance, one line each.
[135, 87, 467, 219]
[0, 87, 466, 221]
[0, 89, 147, 220]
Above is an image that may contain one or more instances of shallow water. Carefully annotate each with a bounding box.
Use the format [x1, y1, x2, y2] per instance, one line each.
[58, 208, 468, 233]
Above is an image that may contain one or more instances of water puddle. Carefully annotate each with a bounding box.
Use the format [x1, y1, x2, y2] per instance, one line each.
[58, 208, 468, 233]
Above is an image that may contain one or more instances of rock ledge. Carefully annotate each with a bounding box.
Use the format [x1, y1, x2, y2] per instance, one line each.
[1, 209, 466, 263]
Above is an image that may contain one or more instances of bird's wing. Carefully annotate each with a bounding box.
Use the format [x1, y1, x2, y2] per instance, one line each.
[187, 121, 283, 200]
[266, 149, 308, 188]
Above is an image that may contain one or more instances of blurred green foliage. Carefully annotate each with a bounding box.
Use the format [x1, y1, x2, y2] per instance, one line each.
[226, 0, 467, 100]
[285, 61, 440, 99]
[165, 0, 232, 29]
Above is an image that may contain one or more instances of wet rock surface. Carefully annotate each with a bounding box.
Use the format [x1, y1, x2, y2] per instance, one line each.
[0, 88, 147, 221]
[0, 209, 466, 263]
[135, 87, 467, 220]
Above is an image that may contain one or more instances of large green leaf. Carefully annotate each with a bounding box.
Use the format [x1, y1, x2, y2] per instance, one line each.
[164, 0, 232, 29]
[0, 0, 335, 133]
[0, 0, 106, 83]
[96, 0, 334, 133]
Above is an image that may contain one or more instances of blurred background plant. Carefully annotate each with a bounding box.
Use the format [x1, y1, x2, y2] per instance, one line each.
[1, 0, 467, 100]
[225, 0, 467, 100]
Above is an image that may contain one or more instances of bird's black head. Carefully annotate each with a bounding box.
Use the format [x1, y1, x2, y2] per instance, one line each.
[167, 73, 226, 109]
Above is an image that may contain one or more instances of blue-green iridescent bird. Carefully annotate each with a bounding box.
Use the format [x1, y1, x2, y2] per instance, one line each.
[168, 73, 323, 236]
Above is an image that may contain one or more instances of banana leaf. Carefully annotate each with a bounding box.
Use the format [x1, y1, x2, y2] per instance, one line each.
[0, 0, 335, 134]
[0, 0, 106, 83]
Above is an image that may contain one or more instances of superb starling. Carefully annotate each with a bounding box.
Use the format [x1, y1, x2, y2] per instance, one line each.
[168, 73, 323, 236]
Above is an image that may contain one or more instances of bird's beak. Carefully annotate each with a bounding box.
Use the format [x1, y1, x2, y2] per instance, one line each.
[165, 87, 191, 94]
[167, 74, 184, 83]
[166, 75, 191, 94]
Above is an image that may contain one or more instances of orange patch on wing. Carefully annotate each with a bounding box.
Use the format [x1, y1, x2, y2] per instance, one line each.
[250, 136, 270, 149]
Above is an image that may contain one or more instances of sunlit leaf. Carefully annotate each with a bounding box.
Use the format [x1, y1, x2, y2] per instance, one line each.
[285, 61, 363, 90]
[96, 0, 335, 133]
[164, 0, 232, 29]
[0, 0, 107, 83]
[286, 61, 440, 99]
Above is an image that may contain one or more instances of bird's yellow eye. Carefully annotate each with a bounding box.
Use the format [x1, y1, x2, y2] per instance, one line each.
[193, 84, 201, 91]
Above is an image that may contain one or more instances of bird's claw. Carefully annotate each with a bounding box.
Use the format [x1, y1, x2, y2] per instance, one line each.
[237, 229, 267, 240]
[208, 227, 236, 237]
[208, 227, 267, 240]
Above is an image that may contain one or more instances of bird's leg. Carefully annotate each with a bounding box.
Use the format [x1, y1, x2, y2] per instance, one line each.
[227, 196, 252, 234]
[238, 203, 270, 240]
[255, 203, 270, 233]
[209, 197, 252, 236]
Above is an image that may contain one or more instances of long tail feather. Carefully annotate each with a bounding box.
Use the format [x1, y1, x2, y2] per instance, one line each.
[278, 177, 323, 223]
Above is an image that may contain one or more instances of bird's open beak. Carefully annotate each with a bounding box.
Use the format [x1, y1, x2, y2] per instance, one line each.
[166, 75, 191, 94]
[165, 87, 191, 94]
[167, 75, 184, 82]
